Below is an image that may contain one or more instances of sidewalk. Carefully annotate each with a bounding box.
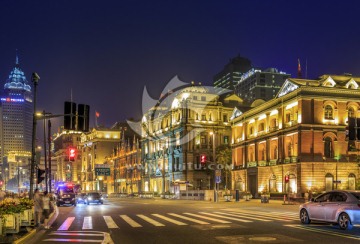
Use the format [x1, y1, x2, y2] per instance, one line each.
[1, 206, 59, 244]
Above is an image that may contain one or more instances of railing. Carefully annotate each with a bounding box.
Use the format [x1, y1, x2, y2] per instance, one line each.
[247, 161, 257, 167]
[258, 161, 267, 167]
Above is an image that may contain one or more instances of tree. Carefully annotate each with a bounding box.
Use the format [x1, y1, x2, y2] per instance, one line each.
[216, 144, 232, 191]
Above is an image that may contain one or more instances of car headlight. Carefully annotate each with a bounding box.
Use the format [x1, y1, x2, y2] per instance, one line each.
[88, 197, 92, 200]
[72, 198, 75, 200]
[78, 198, 82, 200]
[101, 197, 104, 200]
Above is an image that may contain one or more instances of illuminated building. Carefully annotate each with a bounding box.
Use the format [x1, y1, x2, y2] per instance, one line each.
[53, 128, 83, 186]
[231, 74, 360, 197]
[141, 82, 247, 195]
[0, 55, 32, 167]
[213, 55, 252, 92]
[235, 68, 290, 104]
[106, 124, 141, 194]
[80, 127, 120, 193]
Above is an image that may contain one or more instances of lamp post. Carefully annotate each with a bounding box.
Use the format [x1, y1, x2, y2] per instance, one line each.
[17, 160, 22, 194]
[210, 131, 218, 203]
[30, 72, 40, 199]
[4, 167, 8, 191]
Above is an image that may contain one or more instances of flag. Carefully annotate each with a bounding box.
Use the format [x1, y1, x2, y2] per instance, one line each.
[95, 111, 100, 118]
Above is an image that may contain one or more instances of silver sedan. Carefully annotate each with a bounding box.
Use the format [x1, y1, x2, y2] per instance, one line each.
[299, 190, 360, 230]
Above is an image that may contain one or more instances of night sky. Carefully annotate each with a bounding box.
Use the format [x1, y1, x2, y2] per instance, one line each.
[1, 0, 360, 130]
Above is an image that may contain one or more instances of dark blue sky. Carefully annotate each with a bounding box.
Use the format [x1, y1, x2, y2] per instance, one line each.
[1, 0, 360, 129]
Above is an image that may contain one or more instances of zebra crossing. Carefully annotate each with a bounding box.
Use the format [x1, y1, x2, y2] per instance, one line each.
[53, 210, 299, 231]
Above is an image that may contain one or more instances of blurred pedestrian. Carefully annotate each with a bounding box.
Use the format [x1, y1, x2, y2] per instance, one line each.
[0, 188, 5, 201]
[42, 191, 51, 229]
[34, 188, 43, 227]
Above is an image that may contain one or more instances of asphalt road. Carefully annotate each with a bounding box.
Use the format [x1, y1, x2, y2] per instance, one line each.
[27, 198, 360, 244]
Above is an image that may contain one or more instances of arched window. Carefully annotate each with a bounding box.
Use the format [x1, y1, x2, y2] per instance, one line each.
[273, 146, 278, 159]
[348, 107, 355, 118]
[270, 118, 277, 129]
[324, 137, 332, 158]
[269, 175, 277, 192]
[324, 105, 333, 119]
[325, 173, 334, 191]
[258, 123, 265, 132]
[196, 113, 199, 120]
[349, 173, 356, 190]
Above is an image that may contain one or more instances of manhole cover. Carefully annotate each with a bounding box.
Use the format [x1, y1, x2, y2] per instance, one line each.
[248, 237, 277, 241]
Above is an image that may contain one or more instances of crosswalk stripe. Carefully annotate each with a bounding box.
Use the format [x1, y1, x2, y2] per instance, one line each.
[82, 216, 93, 229]
[103, 216, 119, 228]
[168, 213, 210, 225]
[199, 212, 252, 223]
[183, 213, 231, 223]
[120, 215, 142, 227]
[137, 214, 165, 226]
[223, 209, 294, 221]
[49, 232, 103, 236]
[152, 214, 187, 225]
[214, 211, 271, 222]
[58, 217, 75, 231]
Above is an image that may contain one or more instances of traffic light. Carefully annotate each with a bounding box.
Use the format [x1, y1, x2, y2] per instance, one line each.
[77, 104, 90, 132]
[37, 168, 45, 184]
[285, 175, 289, 183]
[69, 147, 76, 161]
[200, 154, 206, 164]
[64, 101, 76, 130]
[0, 180, 3, 186]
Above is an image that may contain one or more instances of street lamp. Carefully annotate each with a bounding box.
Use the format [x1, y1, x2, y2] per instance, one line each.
[4, 168, 8, 191]
[210, 131, 218, 203]
[30, 72, 40, 199]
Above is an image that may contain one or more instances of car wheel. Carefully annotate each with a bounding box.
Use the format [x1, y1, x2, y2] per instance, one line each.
[56, 203, 60, 207]
[338, 213, 353, 230]
[300, 209, 311, 224]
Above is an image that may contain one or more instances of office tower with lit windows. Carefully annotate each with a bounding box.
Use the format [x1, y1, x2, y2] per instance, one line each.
[0, 56, 33, 166]
[213, 55, 252, 92]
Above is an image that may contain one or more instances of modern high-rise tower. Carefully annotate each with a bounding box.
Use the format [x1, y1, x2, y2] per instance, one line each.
[0, 55, 33, 165]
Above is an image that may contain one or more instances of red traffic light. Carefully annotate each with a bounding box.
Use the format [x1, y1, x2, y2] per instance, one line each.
[200, 154, 206, 164]
[285, 175, 289, 183]
[0, 181, 3, 186]
[69, 147, 76, 161]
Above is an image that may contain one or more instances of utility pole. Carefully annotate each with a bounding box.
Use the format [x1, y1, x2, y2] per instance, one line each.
[30, 72, 40, 199]
[48, 119, 52, 192]
[43, 110, 48, 192]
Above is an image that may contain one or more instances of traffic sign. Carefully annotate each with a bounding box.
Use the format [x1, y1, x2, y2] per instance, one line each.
[95, 168, 111, 176]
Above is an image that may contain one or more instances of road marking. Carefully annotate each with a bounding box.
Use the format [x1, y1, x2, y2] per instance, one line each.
[152, 214, 187, 225]
[168, 213, 210, 225]
[120, 215, 142, 227]
[58, 217, 75, 231]
[199, 212, 252, 223]
[223, 209, 295, 221]
[43, 238, 102, 242]
[183, 213, 231, 223]
[103, 216, 119, 229]
[137, 214, 165, 226]
[214, 211, 271, 222]
[82, 216, 93, 229]
[285, 224, 360, 240]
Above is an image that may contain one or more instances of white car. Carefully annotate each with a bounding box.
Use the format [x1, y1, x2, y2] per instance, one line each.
[299, 190, 360, 230]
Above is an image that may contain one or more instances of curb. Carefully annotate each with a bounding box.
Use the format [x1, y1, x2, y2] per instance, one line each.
[13, 228, 37, 244]
[13, 206, 59, 244]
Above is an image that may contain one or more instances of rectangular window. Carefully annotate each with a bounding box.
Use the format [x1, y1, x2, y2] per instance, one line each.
[201, 96, 206, 101]
[193, 96, 197, 100]
[223, 114, 228, 122]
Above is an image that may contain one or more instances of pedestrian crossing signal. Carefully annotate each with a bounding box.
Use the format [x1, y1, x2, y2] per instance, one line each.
[285, 175, 289, 183]
[200, 154, 206, 164]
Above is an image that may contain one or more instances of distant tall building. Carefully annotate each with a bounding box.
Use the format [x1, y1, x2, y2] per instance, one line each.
[213, 55, 252, 91]
[0, 55, 33, 165]
[235, 68, 290, 104]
